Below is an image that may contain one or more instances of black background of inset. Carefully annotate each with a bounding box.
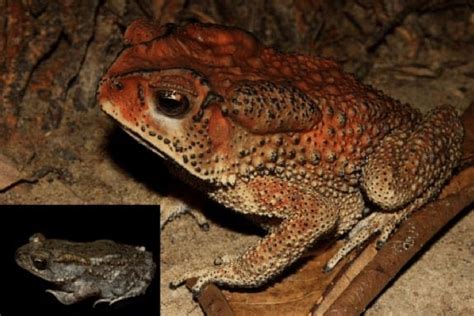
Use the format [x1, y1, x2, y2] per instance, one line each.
[0, 205, 160, 316]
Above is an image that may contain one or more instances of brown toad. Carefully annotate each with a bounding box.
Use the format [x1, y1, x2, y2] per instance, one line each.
[98, 20, 463, 296]
[15, 233, 155, 305]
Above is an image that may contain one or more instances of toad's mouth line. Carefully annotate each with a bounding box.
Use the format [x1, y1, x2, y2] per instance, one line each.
[100, 101, 211, 183]
[106, 115, 218, 188]
[99, 101, 170, 162]
[115, 120, 169, 162]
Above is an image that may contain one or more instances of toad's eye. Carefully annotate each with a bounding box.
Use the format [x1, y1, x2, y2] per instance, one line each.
[154, 90, 190, 117]
[32, 256, 48, 270]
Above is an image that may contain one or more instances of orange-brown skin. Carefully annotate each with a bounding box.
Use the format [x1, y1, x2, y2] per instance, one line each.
[98, 20, 463, 296]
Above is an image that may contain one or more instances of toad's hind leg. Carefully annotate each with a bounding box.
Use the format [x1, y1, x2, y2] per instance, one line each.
[326, 106, 463, 270]
[171, 184, 340, 296]
[363, 106, 463, 243]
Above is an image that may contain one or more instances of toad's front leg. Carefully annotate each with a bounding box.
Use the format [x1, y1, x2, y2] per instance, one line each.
[171, 181, 340, 296]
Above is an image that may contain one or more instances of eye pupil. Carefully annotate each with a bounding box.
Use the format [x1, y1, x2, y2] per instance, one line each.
[156, 90, 190, 117]
[32, 257, 48, 270]
[159, 95, 182, 111]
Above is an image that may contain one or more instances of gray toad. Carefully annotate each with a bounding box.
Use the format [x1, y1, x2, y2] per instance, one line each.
[15, 233, 155, 305]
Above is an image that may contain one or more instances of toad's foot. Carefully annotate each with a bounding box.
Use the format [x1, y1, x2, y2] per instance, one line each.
[93, 295, 133, 307]
[170, 267, 217, 297]
[324, 188, 434, 271]
[170, 261, 274, 298]
[324, 211, 398, 271]
[46, 289, 97, 305]
[324, 187, 439, 271]
[160, 196, 209, 230]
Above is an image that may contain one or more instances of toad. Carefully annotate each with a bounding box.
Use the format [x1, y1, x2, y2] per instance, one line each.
[98, 20, 463, 296]
[15, 233, 155, 305]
